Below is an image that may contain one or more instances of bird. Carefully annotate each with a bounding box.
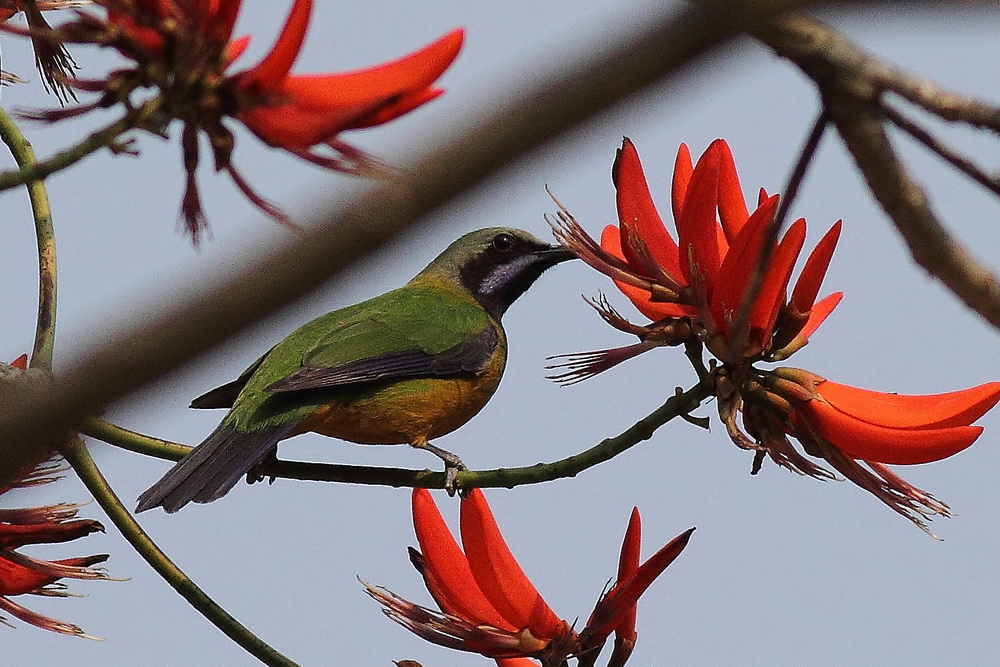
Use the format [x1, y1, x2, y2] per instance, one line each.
[136, 228, 576, 513]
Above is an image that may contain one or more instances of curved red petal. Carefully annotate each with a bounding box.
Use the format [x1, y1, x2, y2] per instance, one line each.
[411, 489, 514, 630]
[711, 194, 779, 336]
[817, 380, 1000, 430]
[613, 138, 683, 281]
[206, 0, 242, 44]
[791, 220, 842, 312]
[240, 0, 311, 90]
[277, 29, 463, 108]
[677, 143, 722, 291]
[749, 217, 804, 342]
[670, 143, 692, 226]
[587, 528, 694, 641]
[460, 489, 564, 639]
[0, 555, 58, 596]
[798, 400, 984, 465]
[615, 508, 642, 642]
[716, 140, 749, 241]
[347, 87, 443, 129]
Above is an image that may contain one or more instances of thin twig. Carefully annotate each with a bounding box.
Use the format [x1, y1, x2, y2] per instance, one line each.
[83, 379, 713, 490]
[882, 100, 1000, 198]
[61, 437, 300, 667]
[729, 111, 829, 344]
[0, 105, 150, 191]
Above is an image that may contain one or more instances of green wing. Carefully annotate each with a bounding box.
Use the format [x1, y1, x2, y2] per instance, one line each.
[233, 285, 497, 405]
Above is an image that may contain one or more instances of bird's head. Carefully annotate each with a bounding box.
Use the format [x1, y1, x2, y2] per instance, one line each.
[413, 227, 576, 319]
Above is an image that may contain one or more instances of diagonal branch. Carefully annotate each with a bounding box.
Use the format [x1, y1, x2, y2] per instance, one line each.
[755, 12, 1000, 330]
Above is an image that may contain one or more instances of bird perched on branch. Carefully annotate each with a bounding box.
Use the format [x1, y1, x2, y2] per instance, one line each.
[137, 228, 575, 513]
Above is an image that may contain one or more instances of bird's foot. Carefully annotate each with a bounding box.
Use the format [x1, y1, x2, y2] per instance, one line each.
[414, 440, 467, 496]
[246, 450, 279, 486]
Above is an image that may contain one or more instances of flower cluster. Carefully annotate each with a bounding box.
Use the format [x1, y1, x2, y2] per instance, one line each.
[0, 1, 84, 100]
[366, 488, 693, 666]
[0, 355, 112, 638]
[10, 0, 463, 238]
[551, 138, 1000, 533]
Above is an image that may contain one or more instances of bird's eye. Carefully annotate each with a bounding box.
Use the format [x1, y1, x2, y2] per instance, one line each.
[492, 232, 515, 252]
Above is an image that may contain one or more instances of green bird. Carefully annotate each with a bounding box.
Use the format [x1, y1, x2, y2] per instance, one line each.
[136, 228, 575, 513]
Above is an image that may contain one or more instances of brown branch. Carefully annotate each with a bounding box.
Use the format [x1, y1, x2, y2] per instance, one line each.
[755, 12, 1000, 330]
[882, 101, 1000, 198]
[0, 1, 813, 483]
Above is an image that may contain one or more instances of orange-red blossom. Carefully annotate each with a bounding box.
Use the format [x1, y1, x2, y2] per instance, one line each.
[0, 356, 112, 638]
[366, 488, 693, 666]
[551, 138, 1000, 533]
[17, 0, 463, 238]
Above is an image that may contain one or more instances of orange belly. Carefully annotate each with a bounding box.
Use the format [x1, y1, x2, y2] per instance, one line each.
[291, 373, 500, 445]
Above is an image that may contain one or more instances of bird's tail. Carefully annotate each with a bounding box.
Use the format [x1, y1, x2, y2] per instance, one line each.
[136, 420, 296, 513]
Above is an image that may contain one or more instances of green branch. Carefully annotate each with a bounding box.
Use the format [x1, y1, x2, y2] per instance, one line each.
[61, 438, 299, 667]
[0, 108, 57, 371]
[79, 417, 190, 460]
[85, 379, 714, 490]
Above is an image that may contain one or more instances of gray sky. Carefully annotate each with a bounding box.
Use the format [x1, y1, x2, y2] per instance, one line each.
[3, 2, 1000, 665]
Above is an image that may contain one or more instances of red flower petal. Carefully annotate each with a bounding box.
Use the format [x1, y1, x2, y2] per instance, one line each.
[0, 554, 59, 596]
[460, 489, 564, 640]
[615, 508, 641, 642]
[238, 0, 311, 90]
[587, 528, 694, 641]
[601, 226, 695, 320]
[710, 194, 779, 335]
[613, 138, 683, 282]
[791, 220, 842, 312]
[748, 217, 804, 343]
[798, 399, 984, 465]
[817, 380, 1000, 430]
[716, 140, 749, 242]
[670, 143, 693, 225]
[411, 489, 514, 630]
[676, 143, 723, 292]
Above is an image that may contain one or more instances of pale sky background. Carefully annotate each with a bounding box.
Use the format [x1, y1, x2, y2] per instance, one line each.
[3, 2, 1000, 665]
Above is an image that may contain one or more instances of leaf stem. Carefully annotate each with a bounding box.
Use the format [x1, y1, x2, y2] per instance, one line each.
[62, 437, 300, 667]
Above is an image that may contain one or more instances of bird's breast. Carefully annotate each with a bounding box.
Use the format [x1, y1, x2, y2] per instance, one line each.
[292, 347, 506, 445]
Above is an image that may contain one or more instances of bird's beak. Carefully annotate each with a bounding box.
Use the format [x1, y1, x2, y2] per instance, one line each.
[535, 244, 578, 265]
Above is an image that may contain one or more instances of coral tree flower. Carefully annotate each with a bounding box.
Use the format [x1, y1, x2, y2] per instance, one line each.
[0, 0, 83, 101]
[550, 138, 1000, 534]
[0, 355, 111, 638]
[19, 0, 463, 239]
[365, 488, 693, 666]
[551, 137, 843, 371]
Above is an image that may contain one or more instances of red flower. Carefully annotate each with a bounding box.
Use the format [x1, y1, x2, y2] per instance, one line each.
[18, 1, 463, 239]
[0, 356, 114, 637]
[0, 0, 80, 101]
[365, 488, 693, 665]
[550, 138, 842, 381]
[736, 368, 1000, 534]
[550, 140, 1000, 534]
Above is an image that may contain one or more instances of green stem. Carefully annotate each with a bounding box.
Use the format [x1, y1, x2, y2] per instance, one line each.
[0, 105, 150, 192]
[79, 417, 190, 460]
[0, 108, 57, 370]
[86, 380, 713, 490]
[61, 438, 299, 667]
